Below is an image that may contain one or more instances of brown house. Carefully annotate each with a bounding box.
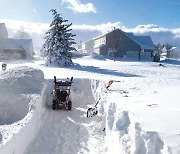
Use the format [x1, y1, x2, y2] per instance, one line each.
[77, 29, 155, 60]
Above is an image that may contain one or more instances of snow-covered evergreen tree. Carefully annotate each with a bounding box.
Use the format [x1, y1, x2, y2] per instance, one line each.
[41, 9, 76, 66]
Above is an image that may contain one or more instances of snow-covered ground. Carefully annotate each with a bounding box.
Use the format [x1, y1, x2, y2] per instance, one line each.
[0, 55, 180, 154]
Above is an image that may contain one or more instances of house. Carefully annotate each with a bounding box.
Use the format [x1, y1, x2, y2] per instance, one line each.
[0, 23, 33, 60]
[169, 47, 180, 59]
[0, 23, 8, 39]
[77, 29, 156, 61]
[0, 38, 33, 60]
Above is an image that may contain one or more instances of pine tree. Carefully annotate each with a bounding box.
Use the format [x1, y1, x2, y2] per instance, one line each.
[41, 9, 76, 66]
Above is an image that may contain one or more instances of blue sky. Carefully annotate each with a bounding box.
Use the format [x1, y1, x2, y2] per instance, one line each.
[0, 0, 180, 28]
[0, 0, 180, 49]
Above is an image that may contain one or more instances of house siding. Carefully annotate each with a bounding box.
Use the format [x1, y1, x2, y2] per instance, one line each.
[85, 40, 94, 54]
[0, 23, 34, 60]
[117, 31, 141, 57]
[0, 38, 33, 59]
[102, 29, 141, 57]
[99, 45, 108, 55]
[0, 23, 8, 39]
[0, 49, 26, 60]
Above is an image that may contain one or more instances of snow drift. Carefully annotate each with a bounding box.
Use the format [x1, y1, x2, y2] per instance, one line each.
[0, 66, 45, 153]
[0, 65, 173, 154]
[98, 89, 172, 154]
[0, 66, 44, 125]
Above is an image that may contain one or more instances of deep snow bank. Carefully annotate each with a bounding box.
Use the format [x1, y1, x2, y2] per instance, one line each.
[0, 66, 45, 154]
[98, 85, 172, 154]
[0, 66, 44, 125]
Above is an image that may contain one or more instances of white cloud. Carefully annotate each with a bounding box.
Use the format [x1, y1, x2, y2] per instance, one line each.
[72, 22, 126, 43]
[126, 24, 180, 46]
[33, 9, 37, 13]
[1, 19, 180, 52]
[172, 28, 180, 38]
[128, 24, 169, 33]
[72, 22, 125, 33]
[62, 0, 96, 13]
[1, 19, 49, 35]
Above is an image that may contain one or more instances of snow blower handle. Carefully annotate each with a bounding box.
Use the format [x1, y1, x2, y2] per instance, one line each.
[54, 76, 57, 83]
[66, 77, 73, 84]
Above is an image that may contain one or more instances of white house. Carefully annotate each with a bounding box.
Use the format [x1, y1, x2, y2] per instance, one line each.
[0, 23, 33, 60]
[0, 38, 33, 59]
[170, 47, 180, 59]
[0, 23, 8, 39]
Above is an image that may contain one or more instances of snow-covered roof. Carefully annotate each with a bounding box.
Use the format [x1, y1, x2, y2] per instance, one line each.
[0, 38, 33, 51]
[0, 23, 8, 38]
[125, 32, 134, 37]
[128, 35, 155, 50]
[93, 29, 120, 40]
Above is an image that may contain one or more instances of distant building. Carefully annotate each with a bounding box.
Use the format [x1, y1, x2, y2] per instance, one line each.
[0, 23, 33, 60]
[77, 29, 155, 61]
[169, 47, 180, 59]
[0, 23, 8, 38]
[0, 38, 33, 60]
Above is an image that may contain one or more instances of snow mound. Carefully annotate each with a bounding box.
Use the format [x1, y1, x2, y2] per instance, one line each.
[0, 66, 45, 154]
[0, 66, 44, 125]
[99, 102, 172, 153]
[0, 66, 44, 94]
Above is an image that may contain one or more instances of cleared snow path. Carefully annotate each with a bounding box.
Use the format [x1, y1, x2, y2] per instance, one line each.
[25, 78, 106, 154]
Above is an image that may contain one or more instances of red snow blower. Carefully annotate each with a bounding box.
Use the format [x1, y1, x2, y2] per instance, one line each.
[52, 76, 73, 110]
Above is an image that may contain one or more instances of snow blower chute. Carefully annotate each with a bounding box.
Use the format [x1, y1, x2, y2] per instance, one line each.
[52, 76, 73, 110]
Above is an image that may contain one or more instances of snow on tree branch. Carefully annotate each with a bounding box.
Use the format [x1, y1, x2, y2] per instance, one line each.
[41, 9, 76, 67]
